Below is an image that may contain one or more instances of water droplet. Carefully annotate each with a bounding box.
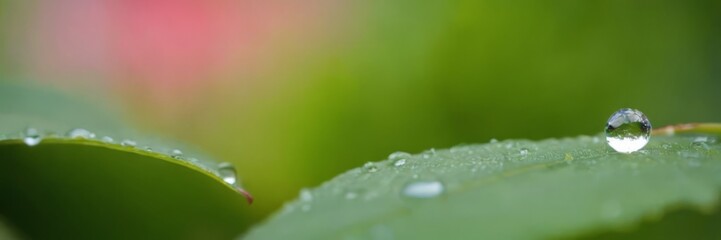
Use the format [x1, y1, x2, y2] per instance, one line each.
[388, 151, 410, 167]
[519, 148, 529, 156]
[363, 162, 378, 173]
[143, 146, 153, 152]
[389, 151, 411, 161]
[490, 138, 499, 143]
[401, 180, 444, 199]
[170, 149, 183, 159]
[299, 188, 313, 202]
[120, 139, 137, 147]
[67, 128, 95, 139]
[691, 136, 714, 149]
[605, 108, 651, 153]
[345, 191, 358, 200]
[23, 128, 42, 146]
[218, 162, 237, 185]
[100, 136, 114, 143]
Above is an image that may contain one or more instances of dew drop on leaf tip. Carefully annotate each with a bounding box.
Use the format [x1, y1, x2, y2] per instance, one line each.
[605, 108, 651, 153]
[217, 162, 237, 185]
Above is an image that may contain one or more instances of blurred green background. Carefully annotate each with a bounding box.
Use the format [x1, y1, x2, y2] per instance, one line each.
[1, 0, 719, 231]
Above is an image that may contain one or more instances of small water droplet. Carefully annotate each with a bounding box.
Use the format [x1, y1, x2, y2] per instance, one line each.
[345, 191, 358, 200]
[389, 151, 411, 160]
[170, 149, 183, 159]
[218, 162, 237, 185]
[67, 128, 95, 139]
[120, 139, 137, 147]
[100, 136, 114, 143]
[691, 136, 713, 149]
[519, 148, 529, 156]
[401, 180, 444, 199]
[363, 162, 378, 173]
[388, 151, 410, 167]
[490, 138, 498, 143]
[143, 146, 153, 152]
[605, 108, 651, 153]
[299, 188, 313, 202]
[23, 128, 42, 146]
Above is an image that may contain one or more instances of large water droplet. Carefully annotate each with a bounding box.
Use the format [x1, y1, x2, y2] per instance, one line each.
[67, 128, 95, 139]
[218, 162, 237, 185]
[23, 128, 42, 146]
[401, 180, 444, 199]
[605, 108, 651, 153]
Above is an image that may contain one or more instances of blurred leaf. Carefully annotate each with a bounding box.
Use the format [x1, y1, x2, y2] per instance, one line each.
[0, 83, 250, 239]
[245, 135, 721, 239]
[0, 217, 19, 240]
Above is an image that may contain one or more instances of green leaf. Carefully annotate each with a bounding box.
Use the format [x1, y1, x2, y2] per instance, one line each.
[0, 83, 251, 239]
[0, 217, 20, 240]
[245, 135, 721, 239]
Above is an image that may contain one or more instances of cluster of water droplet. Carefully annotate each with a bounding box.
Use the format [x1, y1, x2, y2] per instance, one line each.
[9, 127, 242, 190]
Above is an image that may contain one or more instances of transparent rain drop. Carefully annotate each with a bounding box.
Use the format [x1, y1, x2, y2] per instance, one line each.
[605, 108, 651, 153]
[363, 162, 378, 173]
[389, 151, 411, 161]
[23, 128, 42, 147]
[100, 136, 114, 143]
[218, 162, 237, 185]
[170, 149, 183, 159]
[67, 128, 95, 139]
[389, 151, 410, 167]
[519, 148, 529, 156]
[120, 139, 137, 147]
[299, 188, 313, 202]
[401, 180, 444, 199]
[490, 138, 499, 143]
[345, 191, 358, 200]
